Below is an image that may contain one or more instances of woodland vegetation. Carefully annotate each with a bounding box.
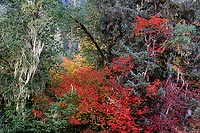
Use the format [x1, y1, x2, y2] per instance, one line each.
[0, 0, 200, 132]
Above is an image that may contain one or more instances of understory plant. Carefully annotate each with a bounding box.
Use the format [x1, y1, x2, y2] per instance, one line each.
[129, 15, 200, 132]
[32, 55, 153, 132]
[146, 77, 200, 132]
[1, 0, 200, 132]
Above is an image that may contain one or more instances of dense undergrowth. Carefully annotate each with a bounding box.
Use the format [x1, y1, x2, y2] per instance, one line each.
[14, 17, 200, 132]
[0, 0, 200, 133]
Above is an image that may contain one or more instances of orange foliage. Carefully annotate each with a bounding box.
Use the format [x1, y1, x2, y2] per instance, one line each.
[62, 54, 91, 76]
[50, 54, 91, 84]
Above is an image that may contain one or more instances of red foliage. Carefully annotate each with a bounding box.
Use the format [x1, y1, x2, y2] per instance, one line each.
[104, 55, 134, 78]
[132, 16, 199, 132]
[146, 79, 160, 98]
[32, 109, 46, 121]
[31, 54, 199, 132]
[146, 78, 200, 132]
[69, 117, 81, 125]
[49, 56, 143, 132]
[134, 16, 170, 36]
[134, 16, 171, 55]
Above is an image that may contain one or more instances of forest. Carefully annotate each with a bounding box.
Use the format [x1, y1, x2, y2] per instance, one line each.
[0, 0, 200, 132]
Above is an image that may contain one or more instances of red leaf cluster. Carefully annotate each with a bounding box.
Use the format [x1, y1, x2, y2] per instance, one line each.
[146, 78, 200, 132]
[32, 109, 46, 121]
[146, 79, 160, 98]
[49, 56, 143, 132]
[134, 16, 171, 55]
[134, 16, 170, 36]
[69, 117, 81, 125]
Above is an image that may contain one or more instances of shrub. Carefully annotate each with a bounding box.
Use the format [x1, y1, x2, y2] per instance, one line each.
[35, 55, 152, 132]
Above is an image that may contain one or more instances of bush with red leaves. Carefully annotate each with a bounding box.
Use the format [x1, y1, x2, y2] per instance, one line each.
[145, 77, 200, 132]
[49, 55, 147, 132]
